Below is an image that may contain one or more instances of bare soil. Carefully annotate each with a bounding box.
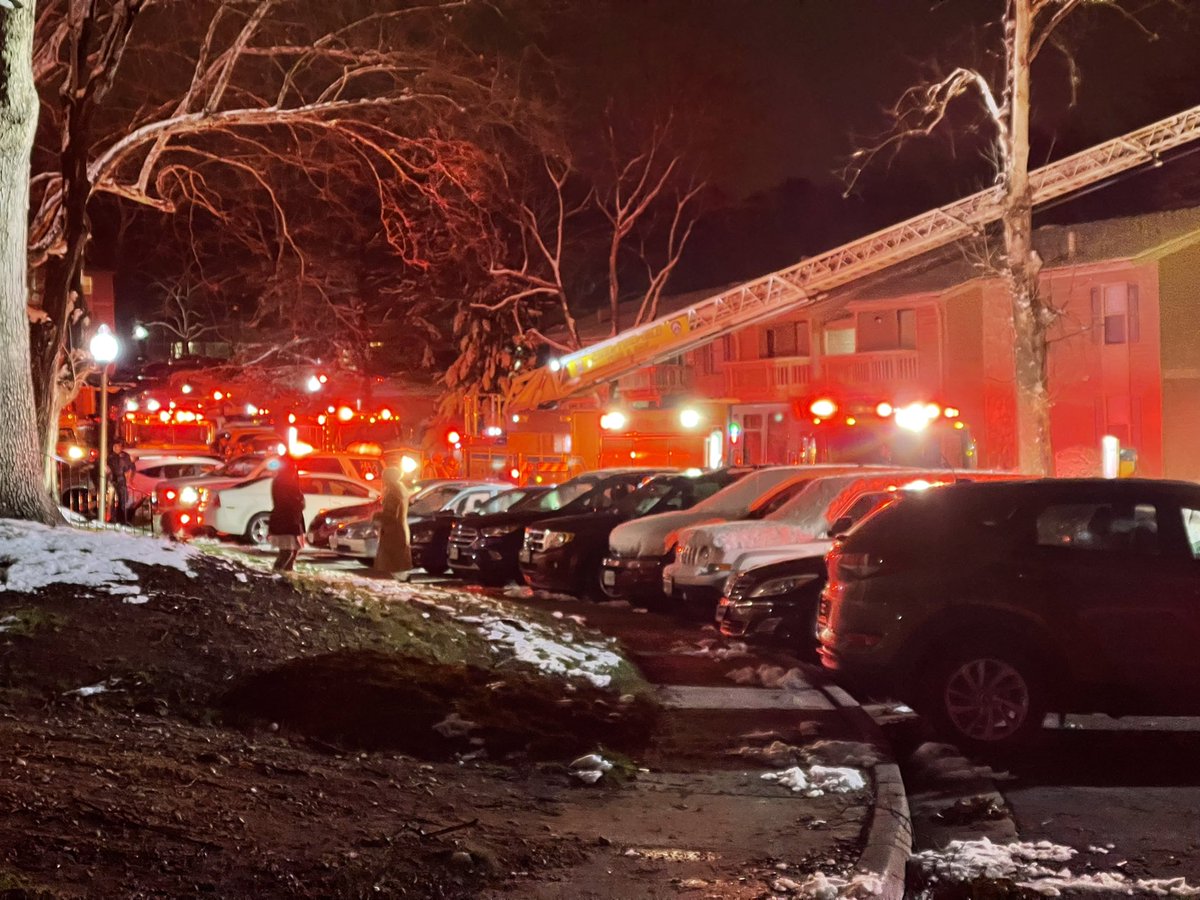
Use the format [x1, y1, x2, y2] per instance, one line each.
[0, 556, 655, 898]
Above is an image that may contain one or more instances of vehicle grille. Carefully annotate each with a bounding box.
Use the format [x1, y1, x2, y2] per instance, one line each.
[449, 523, 478, 549]
[524, 528, 547, 553]
[725, 573, 752, 601]
[678, 544, 697, 566]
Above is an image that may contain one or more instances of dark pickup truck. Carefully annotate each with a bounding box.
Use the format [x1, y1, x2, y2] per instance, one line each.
[518, 469, 753, 599]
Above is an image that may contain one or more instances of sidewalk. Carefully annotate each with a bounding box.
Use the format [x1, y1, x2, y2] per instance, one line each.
[483, 596, 910, 898]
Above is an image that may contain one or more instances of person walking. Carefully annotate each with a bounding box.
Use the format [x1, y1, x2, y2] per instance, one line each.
[268, 456, 306, 572]
[373, 465, 414, 580]
[106, 440, 134, 524]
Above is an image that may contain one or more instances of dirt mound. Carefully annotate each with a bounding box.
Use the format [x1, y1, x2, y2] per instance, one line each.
[222, 648, 658, 760]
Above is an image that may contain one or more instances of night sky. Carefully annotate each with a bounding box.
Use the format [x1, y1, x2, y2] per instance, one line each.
[594, 0, 1200, 198]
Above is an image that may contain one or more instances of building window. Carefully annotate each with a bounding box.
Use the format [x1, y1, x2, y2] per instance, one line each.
[722, 334, 735, 363]
[898, 309, 917, 350]
[824, 320, 856, 356]
[1092, 284, 1141, 345]
[697, 344, 716, 375]
[796, 321, 811, 356]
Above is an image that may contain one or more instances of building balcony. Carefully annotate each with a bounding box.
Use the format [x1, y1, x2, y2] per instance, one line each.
[724, 356, 814, 402]
[617, 364, 693, 401]
[821, 349, 921, 387]
[722, 350, 927, 403]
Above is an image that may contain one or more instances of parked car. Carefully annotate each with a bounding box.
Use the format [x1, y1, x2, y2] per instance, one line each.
[603, 465, 871, 606]
[410, 484, 544, 575]
[449, 469, 669, 586]
[155, 453, 278, 534]
[671, 469, 1018, 610]
[520, 469, 753, 600]
[308, 500, 381, 548]
[712, 470, 1029, 645]
[333, 481, 509, 565]
[209, 472, 379, 544]
[128, 454, 223, 501]
[817, 478, 1200, 752]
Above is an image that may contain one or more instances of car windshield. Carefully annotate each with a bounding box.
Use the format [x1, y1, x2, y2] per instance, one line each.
[410, 484, 461, 515]
[531, 479, 599, 512]
[689, 468, 803, 517]
[216, 456, 263, 478]
[616, 479, 684, 517]
[480, 489, 535, 514]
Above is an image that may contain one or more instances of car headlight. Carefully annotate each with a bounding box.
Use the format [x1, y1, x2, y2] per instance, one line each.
[481, 525, 518, 538]
[748, 574, 821, 599]
[543, 530, 574, 549]
[66, 445, 85, 461]
[697, 545, 712, 565]
[179, 486, 200, 506]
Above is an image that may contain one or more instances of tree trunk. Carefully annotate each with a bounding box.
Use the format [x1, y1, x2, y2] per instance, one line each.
[1004, 0, 1053, 475]
[0, 2, 60, 523]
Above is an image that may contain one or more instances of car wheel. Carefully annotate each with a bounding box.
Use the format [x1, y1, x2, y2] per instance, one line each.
[919, 642, 1048, 754]
[422, 552, 448, 577]
[579, 555, 608, 602]
[244, 513, 271, 547]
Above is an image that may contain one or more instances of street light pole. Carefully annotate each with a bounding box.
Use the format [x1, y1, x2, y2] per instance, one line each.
[98, 365, 109, 521]
[89, 325, 119, 523]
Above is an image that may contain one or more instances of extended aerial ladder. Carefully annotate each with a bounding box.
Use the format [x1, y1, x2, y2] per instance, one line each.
[506, 102, 1200, 411]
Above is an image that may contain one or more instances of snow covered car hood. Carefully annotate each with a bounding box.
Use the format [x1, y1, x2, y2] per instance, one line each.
[679, 520, 825, 554]
[729, 540, 833, 576]
[609, 509, 733, 558]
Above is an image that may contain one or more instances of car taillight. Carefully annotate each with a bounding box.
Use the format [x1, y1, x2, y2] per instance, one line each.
[165, 489, 177, 501]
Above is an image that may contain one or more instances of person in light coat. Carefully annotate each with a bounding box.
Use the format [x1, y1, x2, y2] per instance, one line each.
[373, 466, 415, 580]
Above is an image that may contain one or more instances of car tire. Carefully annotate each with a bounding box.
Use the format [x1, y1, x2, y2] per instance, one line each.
[244, 513, 271, 546]
[579, 555, 608, 602]
[917, 640, 1048, 755]
[422, 552, 448, 577]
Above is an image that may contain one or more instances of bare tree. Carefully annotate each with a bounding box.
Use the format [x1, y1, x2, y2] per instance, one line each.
[0, 0, 59, 523]
[847, 0, 1178, 475]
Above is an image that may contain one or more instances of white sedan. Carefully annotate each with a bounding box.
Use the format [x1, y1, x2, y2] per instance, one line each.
[208, 473, 379, 544]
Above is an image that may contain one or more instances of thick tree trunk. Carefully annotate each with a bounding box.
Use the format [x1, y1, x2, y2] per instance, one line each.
[1004, 0, 1053, 475]
[0, 1, 60, 523]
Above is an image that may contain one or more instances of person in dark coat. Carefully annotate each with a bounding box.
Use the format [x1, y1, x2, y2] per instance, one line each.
[107, 441, 135, 524]
[268, 456, 306, 571]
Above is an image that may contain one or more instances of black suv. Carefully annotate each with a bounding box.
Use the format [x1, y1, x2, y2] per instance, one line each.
[818, 478, 1200, 752]
[521, 469, 751, 600]
[413, 486, 550, 575]
[448, 469, 668, 586]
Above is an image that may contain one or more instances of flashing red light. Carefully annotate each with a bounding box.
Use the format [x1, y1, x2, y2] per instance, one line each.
[875, 402, 894, 418]
[288, 413, 296, 424]
[446, 430, 462, 446]
[510, 467, 520, 480]
[846, 416, 857, 426]
[179, 514, 191, 525]
[318, 374, 328, 384]
[809, 398, 837, 418]
[213, 390, 224, 401]
[337, 406, 354, 422]
[944, 406, 960, 418]
[165, 490, 176, 501]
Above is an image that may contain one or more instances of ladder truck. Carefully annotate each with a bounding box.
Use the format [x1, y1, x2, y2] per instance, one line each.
[468, 104, 1200, 481]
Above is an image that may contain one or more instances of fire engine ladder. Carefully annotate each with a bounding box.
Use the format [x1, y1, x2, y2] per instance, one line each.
[507, 102, 1200, 410]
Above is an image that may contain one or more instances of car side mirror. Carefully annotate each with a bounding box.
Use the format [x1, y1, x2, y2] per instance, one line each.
[829, 516, 854, 537]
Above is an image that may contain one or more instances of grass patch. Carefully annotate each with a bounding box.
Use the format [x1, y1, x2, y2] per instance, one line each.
[0, 606, 64, 638]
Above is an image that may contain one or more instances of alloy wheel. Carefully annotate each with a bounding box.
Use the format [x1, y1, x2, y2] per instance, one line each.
[943, 657, 1031, 742]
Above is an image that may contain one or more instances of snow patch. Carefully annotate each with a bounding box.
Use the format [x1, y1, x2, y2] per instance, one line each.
[772, 871, 884, 897]
[671, 638, 752, 660]
[0, 519, 194, 595]
[801, 740, 883, 770]
[914, 838, 1200, 896]
[909, 742, 1011, 782]
[762, 765, 867, 797]
[569, 752, 614, 784]
[725, 664, 810, 690]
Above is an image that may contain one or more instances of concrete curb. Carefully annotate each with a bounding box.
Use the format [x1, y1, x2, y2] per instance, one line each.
[820, 683, 913, 900]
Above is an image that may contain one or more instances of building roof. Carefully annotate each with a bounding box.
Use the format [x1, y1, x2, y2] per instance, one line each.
[852, 205, 1200, 301]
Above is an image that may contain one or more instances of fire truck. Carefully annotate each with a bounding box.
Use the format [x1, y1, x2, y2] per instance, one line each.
[450, 102, 1200, 482]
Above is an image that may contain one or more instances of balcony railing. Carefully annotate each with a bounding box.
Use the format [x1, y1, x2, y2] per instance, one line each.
[723, 350, 925, 401]
[822, 349, 921, 386]
[724, 356, 813, 399]
[617, 364, 693, 397]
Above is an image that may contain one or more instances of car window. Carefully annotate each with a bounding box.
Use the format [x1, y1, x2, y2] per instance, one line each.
[299, 477, 328, 495]
[1181, 507, 1200, 559]
[1035, 502, 1160, 555]
[140, 465, 166, 479]
[753, 480, 810, 518]
[457, 491, 491, 514]
[411, 485, 461, 515]
[219, 456, 263, 478]
[353, 459, 383, 480]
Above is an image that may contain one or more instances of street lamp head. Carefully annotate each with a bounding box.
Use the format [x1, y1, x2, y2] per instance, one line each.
[89, 324, 119, 365]
[133, 324, 150, 340]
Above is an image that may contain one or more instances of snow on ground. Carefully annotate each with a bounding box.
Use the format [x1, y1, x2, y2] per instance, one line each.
[914, 838, 1200, 896]
[0, 519, 194, 595]
[762, 764, 867, 797]
[257, 563, 630, 689]
[909, 742, 1012, 782]
[726, 664, 810, 690]
[670, 638, 752, 660]
[801, 740, 883, 769]
[772, 870, 884, 897]
[503, 584, 579, 603]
